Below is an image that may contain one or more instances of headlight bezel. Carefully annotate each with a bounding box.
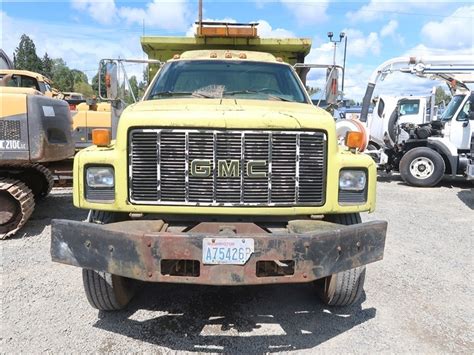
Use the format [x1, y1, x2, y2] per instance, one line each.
[85, 166, 115, 189]
[338, 169, 367, 192]
[84, 165, 115, 203]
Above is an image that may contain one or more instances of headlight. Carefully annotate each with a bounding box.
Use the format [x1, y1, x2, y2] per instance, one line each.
[86, 167, 114, 188]
[339, 170, 366, 191]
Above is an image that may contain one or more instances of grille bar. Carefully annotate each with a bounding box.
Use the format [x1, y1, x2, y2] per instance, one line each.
[129, 129, 326, 206]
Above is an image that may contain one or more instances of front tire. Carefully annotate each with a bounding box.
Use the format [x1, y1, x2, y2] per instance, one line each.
[83, 269, 136, 311]
[315, 213, 366, 307]
[399, 147, 445, 187]
[82, 210, 136, 311]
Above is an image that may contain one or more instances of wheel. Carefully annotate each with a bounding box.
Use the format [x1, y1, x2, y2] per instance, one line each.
[82, 210, 136, 310]
[315, 213, 366, 306]
[399, 147, 445, 187]
[82, 269, 136, 311]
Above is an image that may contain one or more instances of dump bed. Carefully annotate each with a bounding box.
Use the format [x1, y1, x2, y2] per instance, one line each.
[141, 34, 312, 78]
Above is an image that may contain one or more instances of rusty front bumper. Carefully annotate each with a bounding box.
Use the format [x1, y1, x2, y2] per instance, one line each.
[51, 219, 387, 286]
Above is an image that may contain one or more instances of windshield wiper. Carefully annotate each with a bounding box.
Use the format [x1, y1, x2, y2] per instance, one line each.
[149, 91, 214, 99]
[223, 89, 258, 95]
[223, 90, 292, 102]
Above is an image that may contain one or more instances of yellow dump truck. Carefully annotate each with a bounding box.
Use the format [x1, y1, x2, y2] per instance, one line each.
[51, 23, 387, 311]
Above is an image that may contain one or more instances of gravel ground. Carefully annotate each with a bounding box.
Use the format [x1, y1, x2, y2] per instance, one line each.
[1, 176, 473, 353]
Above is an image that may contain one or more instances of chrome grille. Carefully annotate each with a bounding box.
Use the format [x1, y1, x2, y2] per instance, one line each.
[129, 129, 326, 206]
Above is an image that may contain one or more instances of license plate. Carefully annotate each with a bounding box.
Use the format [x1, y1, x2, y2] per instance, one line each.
[202, 238, 254, 265]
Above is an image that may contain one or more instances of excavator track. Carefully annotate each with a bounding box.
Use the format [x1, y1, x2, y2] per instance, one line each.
[28, 164, 55, 199]
[0, 178, 35, 239]
[1, 163, 56, 199]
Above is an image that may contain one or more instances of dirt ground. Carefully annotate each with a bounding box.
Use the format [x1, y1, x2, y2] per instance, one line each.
[1, 175, 473, 353]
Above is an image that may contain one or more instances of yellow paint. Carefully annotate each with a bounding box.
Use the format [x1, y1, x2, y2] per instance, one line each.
[0, 90, 27, 118]
[178, 50, 278, 62]
[0, 69, 52, 85]
[86, 111, 111, 126]
[71, 111, 86, 128]
[73, 98, 377, 215]
[72, 110, 110, 130]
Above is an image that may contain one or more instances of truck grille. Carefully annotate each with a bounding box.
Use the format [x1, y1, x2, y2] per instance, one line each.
[129, 129, 326, 206]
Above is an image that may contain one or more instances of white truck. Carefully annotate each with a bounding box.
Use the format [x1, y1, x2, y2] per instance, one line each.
[352, 56, 474, 186]
[368, 92, 438, 150]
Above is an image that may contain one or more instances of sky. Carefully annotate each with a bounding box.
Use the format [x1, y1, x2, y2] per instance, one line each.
[1, 0, 473, 101]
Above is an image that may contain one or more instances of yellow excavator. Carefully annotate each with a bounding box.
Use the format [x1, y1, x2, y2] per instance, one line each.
[0, 67, 112, 150]
[0, 49, 75, 238]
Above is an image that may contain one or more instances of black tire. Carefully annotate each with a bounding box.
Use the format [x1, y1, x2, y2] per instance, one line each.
[315, 213, 366, 307]
[387, 109, 399, 143]
[82, 210, 135, 311]
[399, 147, 445, 187]
[88, 210, 128, 224]
[82, 269, 136, 311]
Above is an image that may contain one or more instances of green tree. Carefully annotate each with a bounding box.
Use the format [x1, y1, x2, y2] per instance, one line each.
[129, 75, 139, 99]
[51, 59, 74, 91]
[74, 81, 94, 98]
[71, 69, 88, 85]
[435, 86, 451, 106]
[41, 52, 54, 79]
[91, 66, 106, 98]
[14, 34, 43, 72]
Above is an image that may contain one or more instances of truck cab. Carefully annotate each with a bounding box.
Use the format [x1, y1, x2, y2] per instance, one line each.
[439, 91, 473, 152]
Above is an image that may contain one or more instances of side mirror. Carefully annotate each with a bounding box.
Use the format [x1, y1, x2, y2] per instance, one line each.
[105, 62, 118, 100]
[469, 111, 474, 120]
[325, 67, 339, 105]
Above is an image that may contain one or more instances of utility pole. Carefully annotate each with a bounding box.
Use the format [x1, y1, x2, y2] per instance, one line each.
[198, 0, 203, 34]
[327, 31, 347, 98]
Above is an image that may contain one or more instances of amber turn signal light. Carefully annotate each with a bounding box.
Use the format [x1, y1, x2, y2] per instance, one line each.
[345, 131, 364, 151]
[92, 129, 111, 147]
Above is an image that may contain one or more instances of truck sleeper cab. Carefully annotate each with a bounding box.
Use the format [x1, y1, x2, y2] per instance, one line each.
[51, 49, 387, 311]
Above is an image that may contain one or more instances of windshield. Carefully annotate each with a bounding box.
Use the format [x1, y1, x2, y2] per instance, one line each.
[440, 94, 465, 121]
[146, 60, 308, 103]
[399, 99, 420, 116]
[0, 74, 40, 92]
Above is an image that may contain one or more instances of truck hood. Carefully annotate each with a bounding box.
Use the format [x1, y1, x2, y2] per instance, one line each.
[121, 98, 335, 130]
